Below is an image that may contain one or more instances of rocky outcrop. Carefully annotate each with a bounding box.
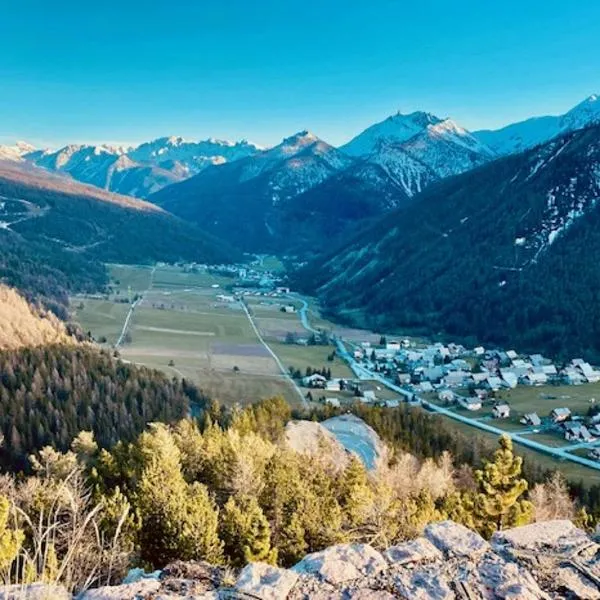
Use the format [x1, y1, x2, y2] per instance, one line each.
[3, 520, 600, 599]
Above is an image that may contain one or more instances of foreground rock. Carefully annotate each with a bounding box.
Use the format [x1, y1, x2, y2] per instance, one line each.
[5, 520, 600, 599]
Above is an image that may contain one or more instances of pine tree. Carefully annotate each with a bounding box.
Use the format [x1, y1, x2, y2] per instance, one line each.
[0, 495, 23, 579]
[135, 424, 223, 567]
[337, 456, 374, 532]
[473, 435, 533, 538]
[219, 495, 276, 566]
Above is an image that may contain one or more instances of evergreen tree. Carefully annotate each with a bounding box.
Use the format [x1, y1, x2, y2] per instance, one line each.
[219, 495, 276, 566]
[135, 424, 223, 567]
[473, 435, 533, 538]
[337, 456, 374, 532]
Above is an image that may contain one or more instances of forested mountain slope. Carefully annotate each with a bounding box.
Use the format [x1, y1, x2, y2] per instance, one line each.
[299, 124, 600, 360]
[0, 284, 69, 349]
[0, 163, 238, 312]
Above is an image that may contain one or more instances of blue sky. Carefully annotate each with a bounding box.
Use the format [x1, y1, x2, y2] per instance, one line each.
[2, 0, 599, 148]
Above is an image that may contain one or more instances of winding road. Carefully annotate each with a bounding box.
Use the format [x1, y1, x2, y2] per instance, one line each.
[288, 293, 600, 472]
[334, 339, 600, 472]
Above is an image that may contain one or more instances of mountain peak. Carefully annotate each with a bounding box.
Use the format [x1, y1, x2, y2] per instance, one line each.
[281, 130, 318, 144]
[390, 110, 443, 127]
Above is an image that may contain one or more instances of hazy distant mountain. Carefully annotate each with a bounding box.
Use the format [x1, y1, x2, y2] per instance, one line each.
[0, 161, 239, 311]
[474, 94, 600, 155]
[151, 131, 354, 252]
[300, 122, 600, 359]
[0, 141, 36, 162]
[128, 136, 260, 174]
[23, 136, 261, 198]
[341, 111, 496, 178]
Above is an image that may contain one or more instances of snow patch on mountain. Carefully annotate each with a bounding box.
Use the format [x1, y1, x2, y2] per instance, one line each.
[341, 111, 495, 181]
[475, 94, 600, 156]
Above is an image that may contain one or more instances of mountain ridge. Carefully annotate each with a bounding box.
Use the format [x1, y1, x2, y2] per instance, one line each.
[298, 122, 600, 360]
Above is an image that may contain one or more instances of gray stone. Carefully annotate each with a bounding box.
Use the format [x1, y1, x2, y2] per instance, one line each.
[477, 557, 550, 600]
[0, 584, 69, 600]
[393, 566, 453, 600]
[424, 520, 489, 558]
[345, 590, 396, 599]
[492, 520, 591, 555]
[236, 562, 299, 600]
[384, 537, 442, 565]
[79, 579, 160, 599]
[555, 565, 600, 600]
[292, 544, 386, 585]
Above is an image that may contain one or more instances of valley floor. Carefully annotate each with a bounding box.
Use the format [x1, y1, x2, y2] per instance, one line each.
[72, 262, 600, 485]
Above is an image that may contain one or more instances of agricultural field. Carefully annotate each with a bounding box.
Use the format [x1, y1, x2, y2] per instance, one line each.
[73, 263, 302, 406]
[269, 341, 353, 379]
[71, 299, 130, 345]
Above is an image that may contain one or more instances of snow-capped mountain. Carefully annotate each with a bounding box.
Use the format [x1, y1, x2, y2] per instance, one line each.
[303, 123, 600, 358]
[21, 136, 261, 198]
[474, 94, 600, 155]
[362, 142, 438, 197]
[341, 111, 496, 179]
[128, 136, 260, 177]
[0, 141, 37, 162]
[150, 131, 355, 252]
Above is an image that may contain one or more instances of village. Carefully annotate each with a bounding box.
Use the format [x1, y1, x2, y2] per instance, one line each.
[154, 260, 600, 467]
[300, 335, 600, 462]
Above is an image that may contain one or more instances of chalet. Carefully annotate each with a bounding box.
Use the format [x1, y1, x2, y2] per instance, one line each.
[492, 402, 511, 419]
[550, 407, 572, 423]
[324, 397, 340, 408]
[485, 375, 504, 391]
[579, 362, 600, 383]
[530, 354, 547, 367]
[506, 350, 518, 361]
[386, 341, 401, 351]
[423, 366, 445, 383]
[500, 369, 519, 389]
[473, 388, 489, 400]
[520, 413, 542, 427]
[444, 371, 469, 388]
[362, 390, 377, 402]
[326, 379, 342, 392]
[448, 343, 465, 355]
[281, 304, 296, 313]
[563, 368, 585, 385]
[397, 372, 411, 385]
[276, 286, 290, 294]
[438, 389, 455, 403]
[522, 372, 548, 386]
[302, 374, 327, 388]
[450, 358, 471, 371]
[419, 381, 435, 393]
[353, 349, 364, 360]
[541, 365, 558, 376]
[470, 373, 489, 385]
[563, 422, 595, 443]
[457, 396, 482, 411]
[512, 359, 532, 370]
[474, 346, 485, 356]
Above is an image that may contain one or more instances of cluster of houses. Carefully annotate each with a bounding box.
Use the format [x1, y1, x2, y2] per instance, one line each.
[354, 340, 600, 396]
[301, 374, 397, 409]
